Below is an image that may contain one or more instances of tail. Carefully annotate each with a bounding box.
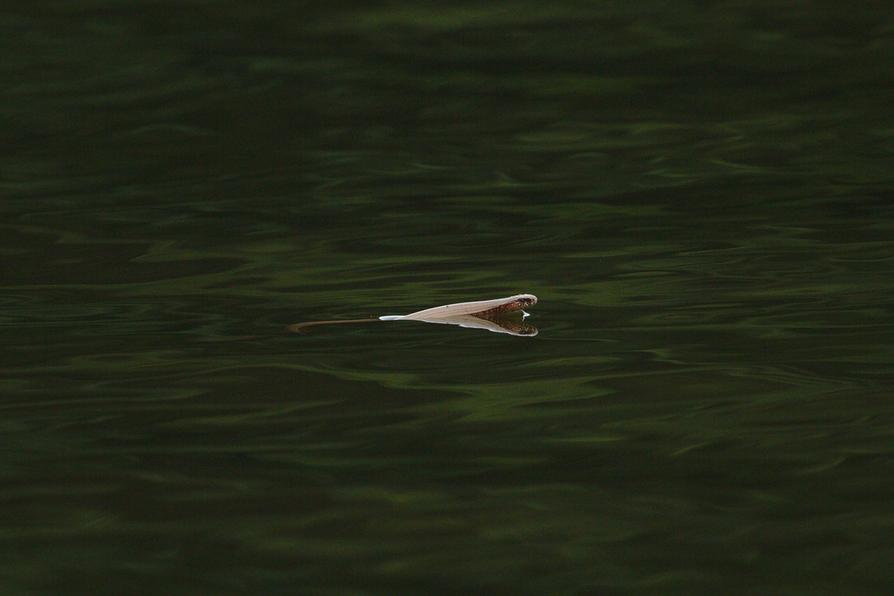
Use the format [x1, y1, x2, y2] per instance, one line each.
[287, 318, 379, 334]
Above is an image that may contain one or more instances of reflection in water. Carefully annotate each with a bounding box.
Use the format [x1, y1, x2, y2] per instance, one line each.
[389, 312, 538, 336]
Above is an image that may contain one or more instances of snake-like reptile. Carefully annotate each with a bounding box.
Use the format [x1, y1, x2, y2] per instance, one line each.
[288, 294, 538, 336]
[379, 293, 537, 321]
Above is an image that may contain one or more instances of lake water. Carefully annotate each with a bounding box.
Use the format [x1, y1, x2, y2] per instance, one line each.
[3, 2, 894, 593]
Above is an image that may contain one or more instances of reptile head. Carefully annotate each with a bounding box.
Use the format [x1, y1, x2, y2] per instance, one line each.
[514, 294, 538, 308]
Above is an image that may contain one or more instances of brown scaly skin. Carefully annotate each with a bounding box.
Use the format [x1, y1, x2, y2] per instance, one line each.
[473, 295, 537, 319]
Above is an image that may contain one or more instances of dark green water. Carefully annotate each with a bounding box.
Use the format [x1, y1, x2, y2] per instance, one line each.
[3, 2, 894, 593]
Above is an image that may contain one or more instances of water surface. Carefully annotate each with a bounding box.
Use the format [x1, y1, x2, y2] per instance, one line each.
[3, 2, 894, 593]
